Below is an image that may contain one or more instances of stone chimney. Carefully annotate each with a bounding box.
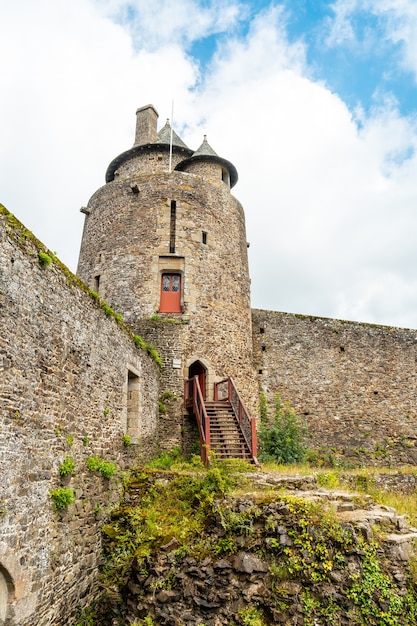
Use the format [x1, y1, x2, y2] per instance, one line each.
[134, 104, 159, 146]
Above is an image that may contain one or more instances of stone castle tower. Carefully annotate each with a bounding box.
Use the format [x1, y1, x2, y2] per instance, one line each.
[77, 104, 258, 450]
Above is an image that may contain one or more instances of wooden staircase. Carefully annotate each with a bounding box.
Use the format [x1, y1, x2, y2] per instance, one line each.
[185, 376, 258, 465]
[205, 400, 254, 461]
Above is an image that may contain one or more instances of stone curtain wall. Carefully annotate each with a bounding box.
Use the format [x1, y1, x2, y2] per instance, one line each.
[252, 309, 417, 465]
[0, 210, 160, 625]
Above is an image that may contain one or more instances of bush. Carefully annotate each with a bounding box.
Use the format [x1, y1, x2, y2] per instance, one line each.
[146, 447, 182, 470]
[59, 456, 76, 477]
[259, 394, 309, 464]
[50, 487, 75, 511]
[86, 456, 117, 479]
[38, 250, 52, 267]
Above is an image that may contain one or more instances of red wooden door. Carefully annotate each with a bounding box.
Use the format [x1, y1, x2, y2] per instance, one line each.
[159, 273, 181, 313]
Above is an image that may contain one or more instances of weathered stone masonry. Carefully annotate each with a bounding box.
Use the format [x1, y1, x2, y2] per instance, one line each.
[3, 103, 417, 624]
[77, 105, 259, 430]
[0, 210, 159, 625]
[253, 309, 417, 463]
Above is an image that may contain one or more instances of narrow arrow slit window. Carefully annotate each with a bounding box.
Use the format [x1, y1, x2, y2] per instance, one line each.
[169, 200, 176, 253]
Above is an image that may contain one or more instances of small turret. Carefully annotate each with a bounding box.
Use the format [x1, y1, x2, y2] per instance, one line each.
[175, 135, 238, 188]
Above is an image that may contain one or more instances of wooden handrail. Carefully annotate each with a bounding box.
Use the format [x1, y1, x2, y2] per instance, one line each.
[185, 376, 210, 465]
[214, 376, 258, 464]
[213, 378, 229, 401]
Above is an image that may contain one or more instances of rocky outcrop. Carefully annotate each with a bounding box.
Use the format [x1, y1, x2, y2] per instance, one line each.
[96, 471, 417, 625]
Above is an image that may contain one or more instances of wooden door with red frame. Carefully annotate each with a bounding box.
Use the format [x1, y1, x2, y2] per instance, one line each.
[159, 273, 182, 313]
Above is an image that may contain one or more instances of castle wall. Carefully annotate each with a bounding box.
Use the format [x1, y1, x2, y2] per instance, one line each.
[252, 309, 417, 465]
[0, 209, 160, 625]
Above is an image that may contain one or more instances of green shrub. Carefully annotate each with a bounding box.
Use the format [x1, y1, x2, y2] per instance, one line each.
[86, 456, 116, 479]
[59, 456, 76, 477]
[50, 487, 75, 511]
[260, 391, 269, 425]
[133, 334, 146, 349]
[146, 447, 182, 469]
[259, 394, 309, 464]
[123, 434, 131, 447]
[38, 250, 52, 267]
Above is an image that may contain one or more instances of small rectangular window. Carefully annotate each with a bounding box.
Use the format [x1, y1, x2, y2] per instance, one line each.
[94, 275, 100, 294]
[127, 370, 140, 441]
[202, 231, 207, 245]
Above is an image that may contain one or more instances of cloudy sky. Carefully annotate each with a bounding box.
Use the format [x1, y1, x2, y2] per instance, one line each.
[2, 1, 417, 329]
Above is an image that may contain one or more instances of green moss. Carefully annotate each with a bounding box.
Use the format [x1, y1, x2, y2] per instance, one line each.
[38, 250, 52, 267]
[0, 206, 163, 368]
[145, 345, 161, 368]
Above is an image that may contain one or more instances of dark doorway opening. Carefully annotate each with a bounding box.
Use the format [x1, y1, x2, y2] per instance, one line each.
[188, 360, 207, 400]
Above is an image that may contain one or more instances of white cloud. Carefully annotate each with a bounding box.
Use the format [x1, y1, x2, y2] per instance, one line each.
[326, 0, 417, 80]
[2, 1, 417, 328]
[185, 6, 417, 327]
[325, 0, 359, 46]
[98, 0, 246, 49]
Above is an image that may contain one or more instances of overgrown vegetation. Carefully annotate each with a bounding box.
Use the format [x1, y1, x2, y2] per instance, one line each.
[38, 250, 53, 267]
[50, 487, 75, 511]
[133, 335, 162, 370]
[89, 451, 417, 625]
[86, 456, 117, 479]
[1, 206, 162, 369]
[59, 456, 76, 477]
[100, 455, 246, 589]
[259, 393, 309, 464]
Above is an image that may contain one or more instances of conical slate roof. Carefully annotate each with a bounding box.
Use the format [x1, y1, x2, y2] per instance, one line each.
[157, 119, 189, 149]
[192, 135, 219, 158]
[175, 134, 238, 188]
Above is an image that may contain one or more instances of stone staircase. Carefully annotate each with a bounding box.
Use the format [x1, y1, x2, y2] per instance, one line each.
[204, 400, 253, 462]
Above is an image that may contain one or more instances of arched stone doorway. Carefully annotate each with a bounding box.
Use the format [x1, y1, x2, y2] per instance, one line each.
[0, 565, 13, 624]
[188, 360, 207, 400]
[183, 358, 212, 457]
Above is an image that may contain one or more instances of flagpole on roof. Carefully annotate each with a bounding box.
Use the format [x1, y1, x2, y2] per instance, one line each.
[169, 100, 174, 173]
